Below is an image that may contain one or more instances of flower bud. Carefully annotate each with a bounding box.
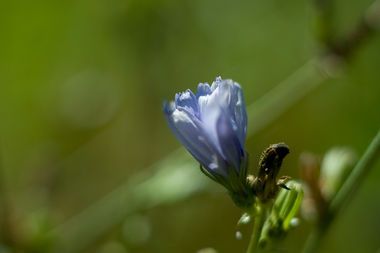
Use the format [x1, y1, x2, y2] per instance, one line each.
[319, 147, 356, 200]
[253, 143, 290, 202]
[259, 181, 304, 246]
[164, 77, 255, 209]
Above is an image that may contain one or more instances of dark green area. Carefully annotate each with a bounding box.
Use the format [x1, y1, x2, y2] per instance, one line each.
[0, 0, 379, 252]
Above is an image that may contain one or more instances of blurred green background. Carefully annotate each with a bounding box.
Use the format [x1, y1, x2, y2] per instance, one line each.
[0, 0, 379, 252]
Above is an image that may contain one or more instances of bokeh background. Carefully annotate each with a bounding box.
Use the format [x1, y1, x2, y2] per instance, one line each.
[1, 0, 379, 252]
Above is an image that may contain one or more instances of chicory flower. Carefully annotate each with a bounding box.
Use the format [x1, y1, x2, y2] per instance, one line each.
[164, 77, 252, 205]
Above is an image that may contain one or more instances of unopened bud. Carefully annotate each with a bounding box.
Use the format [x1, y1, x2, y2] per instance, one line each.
[320, 147, 356, 199]
[275, 181, 304, 230]
[259, 181, 304, 246]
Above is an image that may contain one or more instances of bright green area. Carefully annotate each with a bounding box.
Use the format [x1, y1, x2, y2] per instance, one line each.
[0, 0, 379, 252]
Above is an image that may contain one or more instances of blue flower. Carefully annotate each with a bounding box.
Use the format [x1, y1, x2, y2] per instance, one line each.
[164, 77, 249, 194]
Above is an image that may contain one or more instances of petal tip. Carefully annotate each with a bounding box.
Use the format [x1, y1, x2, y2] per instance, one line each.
[163, 101, 175, 115]
[197, 82, 212, 97]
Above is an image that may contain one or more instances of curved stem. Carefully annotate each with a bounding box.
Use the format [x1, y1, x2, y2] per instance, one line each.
[246, 204, 266, 253]
[302, 130, 380, 253]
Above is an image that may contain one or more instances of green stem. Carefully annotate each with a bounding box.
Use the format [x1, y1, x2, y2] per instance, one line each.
[302, 130, 380, 253]
[329, 130, 380, 215]
[246, 204, 266, 253]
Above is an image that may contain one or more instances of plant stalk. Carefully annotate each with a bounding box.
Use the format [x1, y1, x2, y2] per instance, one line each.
[246, 204, 266, 253]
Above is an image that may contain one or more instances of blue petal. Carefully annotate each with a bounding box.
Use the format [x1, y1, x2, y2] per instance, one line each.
[163, 103, 227, 175]
[210, 76, 223, 91]
[197, 101, 238, 176]
[230, 82, 247, 146]
[175, 89, 199, 117]
[197, 96, 223, 155]
[164, 77, 248, 180]
[196, 83, 211, 97]
[216, 110, 244, 171]
[208, 78, 247, 147]
[163, 100, 175, 115]
[197, 83, 220, 120]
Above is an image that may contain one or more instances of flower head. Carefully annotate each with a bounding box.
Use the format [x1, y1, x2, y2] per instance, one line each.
[164, 77, 250, 199]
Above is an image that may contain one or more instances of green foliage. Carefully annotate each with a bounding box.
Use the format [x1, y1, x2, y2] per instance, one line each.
[0, 0, 379, 252]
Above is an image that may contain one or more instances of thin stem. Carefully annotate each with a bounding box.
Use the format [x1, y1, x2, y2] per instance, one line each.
[328, 0, 380, 59]
[329, 130, 380, 216]
[246, 204, 266, 253]
[302, 130, 380, 253]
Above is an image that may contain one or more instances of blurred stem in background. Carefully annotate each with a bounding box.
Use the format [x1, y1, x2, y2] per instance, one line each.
[313, 0, 335, 48]
[302, 130, 380, 253]
[329, 131, 380, 227]
[46, 0, 380, 252]
[314, 0, 380, 59]
[327, 0, 380, 59]
[301, 1, 380, 252]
